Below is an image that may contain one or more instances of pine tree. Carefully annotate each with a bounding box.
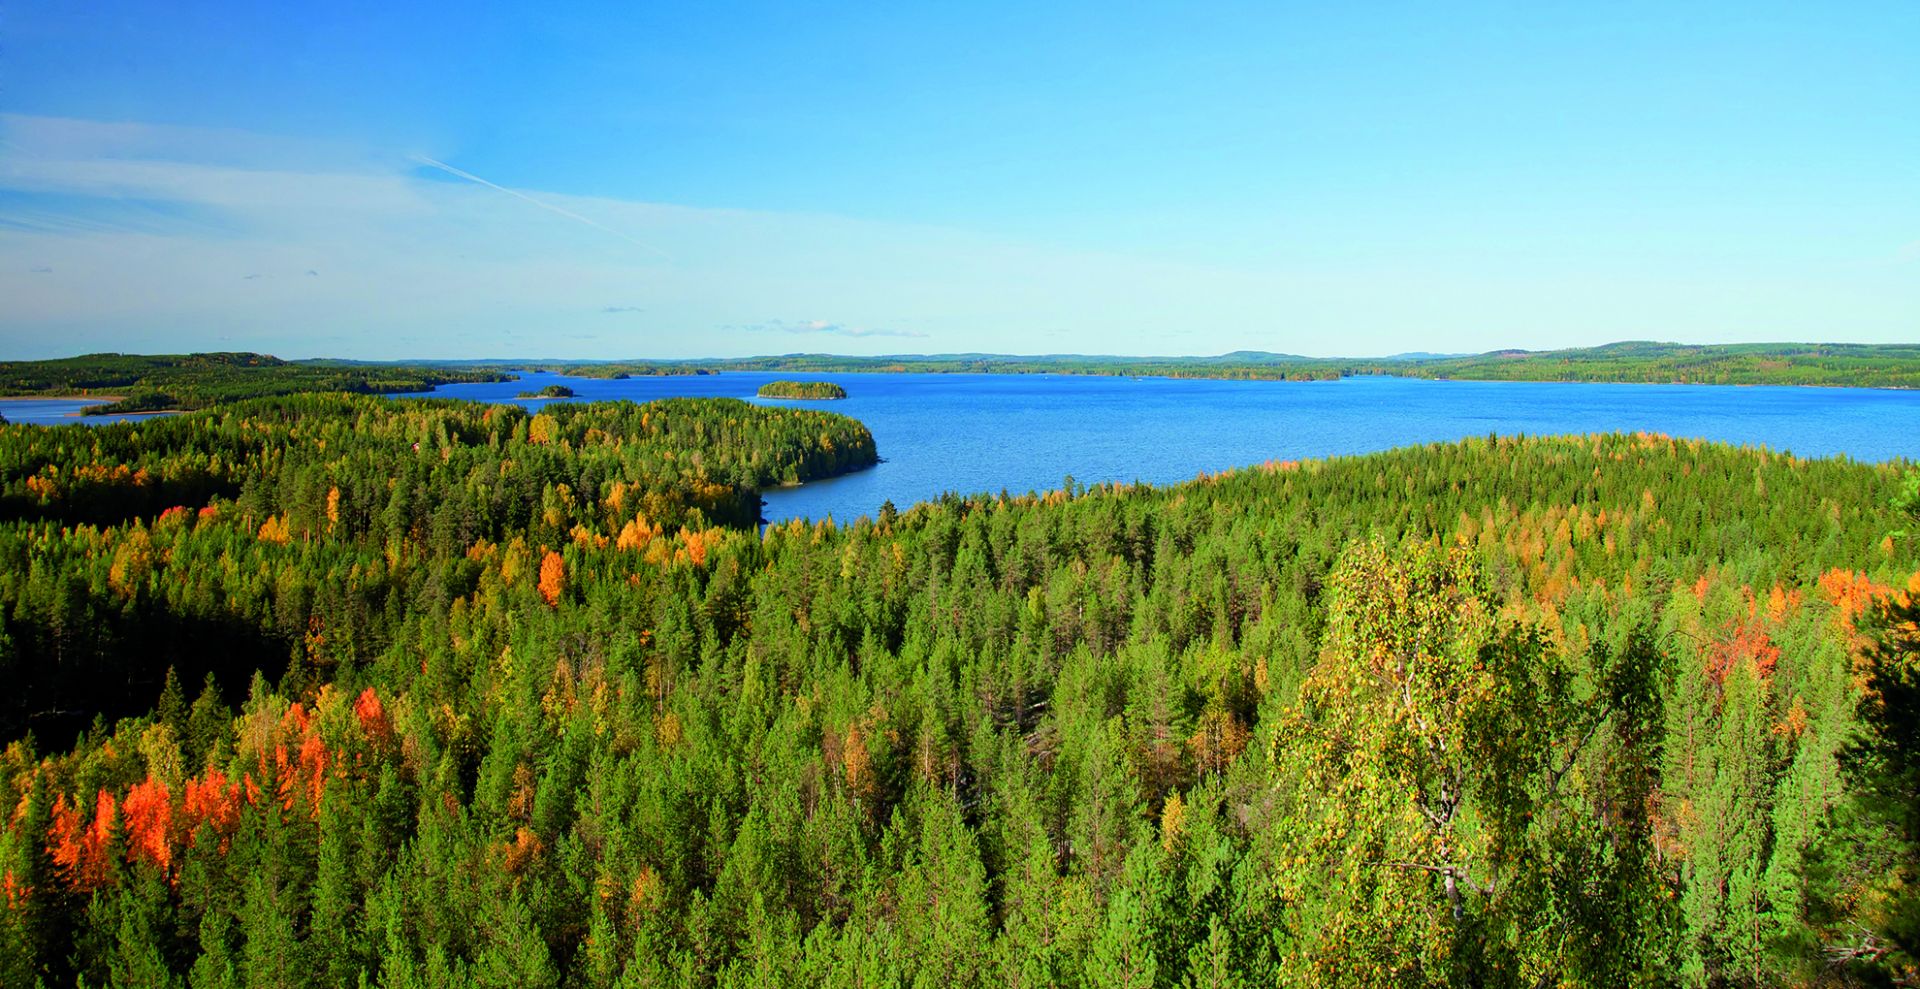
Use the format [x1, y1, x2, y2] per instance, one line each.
[471, 889, 558, 989]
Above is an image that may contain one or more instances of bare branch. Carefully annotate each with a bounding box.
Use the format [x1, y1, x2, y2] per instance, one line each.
[1369, 860, 1494, 897]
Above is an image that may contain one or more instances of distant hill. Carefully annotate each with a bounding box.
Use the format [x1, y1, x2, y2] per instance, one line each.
[1379, 351, 1474, 361]
[1382, 341, 1920, 388]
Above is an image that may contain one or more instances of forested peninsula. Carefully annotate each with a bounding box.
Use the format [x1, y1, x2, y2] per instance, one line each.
[0, 353, 507, 415]
[1, 391, 1916, 983]
[756, 380, 847, 400]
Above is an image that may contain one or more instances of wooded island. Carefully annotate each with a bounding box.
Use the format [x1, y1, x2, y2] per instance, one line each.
[756, 379, 848, 399]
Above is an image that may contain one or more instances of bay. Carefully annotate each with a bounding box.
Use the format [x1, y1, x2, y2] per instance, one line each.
[402, 371, 1920, 525]
[0, 399, 182, 426]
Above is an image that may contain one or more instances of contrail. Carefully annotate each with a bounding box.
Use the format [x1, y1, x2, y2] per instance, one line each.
[412, 154, 669, 259]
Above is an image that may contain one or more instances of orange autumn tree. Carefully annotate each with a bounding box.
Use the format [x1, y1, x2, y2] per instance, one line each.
[538, 550, 566, 606]
[1706, 614, 1782, 686]
[47, 790, 116, 892]
[353, 687, 393, 745]
[121, 778, 173, 873]
[181, 768, 243, 850]
[260, 702, 332, 818]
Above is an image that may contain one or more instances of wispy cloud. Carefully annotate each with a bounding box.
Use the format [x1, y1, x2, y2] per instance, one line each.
[738, 319, 929, 339]
[411, 155, 669, 259]
[0, 113, 1372, 359]
[12, 112, 1900, 361]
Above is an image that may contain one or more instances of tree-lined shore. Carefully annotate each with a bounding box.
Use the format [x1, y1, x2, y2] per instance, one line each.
[0, 403, 1914, 984]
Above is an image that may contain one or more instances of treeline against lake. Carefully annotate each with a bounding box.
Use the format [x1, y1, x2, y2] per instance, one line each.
[0, 425, 1916, 986]
[0, 394, 875, 743]
[1389, 341, 1920, 389]
[527, 341, 1920, 388]
[13, 345, 1920, 412]
[757, 381, 847, 400]
[549, 354, 1346, 383]
[0, 353, 508, 415]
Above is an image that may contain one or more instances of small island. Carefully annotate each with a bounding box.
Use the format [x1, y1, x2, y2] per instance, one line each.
[757, 380, 847, 400]
[518, 384, 576, 399]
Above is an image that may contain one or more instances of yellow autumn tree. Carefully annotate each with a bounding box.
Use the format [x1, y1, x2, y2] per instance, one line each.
[1266, 539, 1663, 985]
[107, 529, 155, 597]
[257, 515, 291, 544]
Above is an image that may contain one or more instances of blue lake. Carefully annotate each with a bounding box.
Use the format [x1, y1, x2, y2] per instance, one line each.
[397, 371, 1920, 525]
[13, 373, 1916, 524]
[0, 399, 181, 426]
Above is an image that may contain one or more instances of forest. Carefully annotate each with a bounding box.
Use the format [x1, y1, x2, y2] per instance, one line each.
[756, 381, 848, 400]
[0, 354, 507, 415]
[0, 384, 1913, 986]
[541, 354, 1346, 383]
[1390, 341, 1920, 389]
[11, 346, 1917, 421]
[517, 342, 1920, 388]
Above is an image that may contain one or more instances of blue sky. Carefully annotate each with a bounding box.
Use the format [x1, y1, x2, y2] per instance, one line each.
[1, 1, 1915, 359]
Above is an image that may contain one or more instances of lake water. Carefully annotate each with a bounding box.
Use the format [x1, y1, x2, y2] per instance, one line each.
[0, 399, 181, 426]
[394, 371, 1920, 525]
[12, 374, 1915, 523]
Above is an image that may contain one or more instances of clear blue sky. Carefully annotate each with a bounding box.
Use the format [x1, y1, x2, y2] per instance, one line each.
[2, 1, 1915, 359]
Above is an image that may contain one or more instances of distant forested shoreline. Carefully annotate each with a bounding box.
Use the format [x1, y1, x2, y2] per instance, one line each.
[0, 353, 507, 415]
[7, 343, 1920, 407]
[493, 340, 1920, 389]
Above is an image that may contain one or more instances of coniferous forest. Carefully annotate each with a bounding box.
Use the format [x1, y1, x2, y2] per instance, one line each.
[756, 381, 849, 401]
[0, 393, 1916, 987]
[0, 355, 509, 416]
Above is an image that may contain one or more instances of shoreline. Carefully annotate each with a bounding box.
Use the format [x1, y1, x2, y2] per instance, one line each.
[540, 368, 1920, 392]
[0, 393, 125, 402]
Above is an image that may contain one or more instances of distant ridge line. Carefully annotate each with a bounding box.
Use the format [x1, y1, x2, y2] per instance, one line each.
[10, 341, 1920, 393]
